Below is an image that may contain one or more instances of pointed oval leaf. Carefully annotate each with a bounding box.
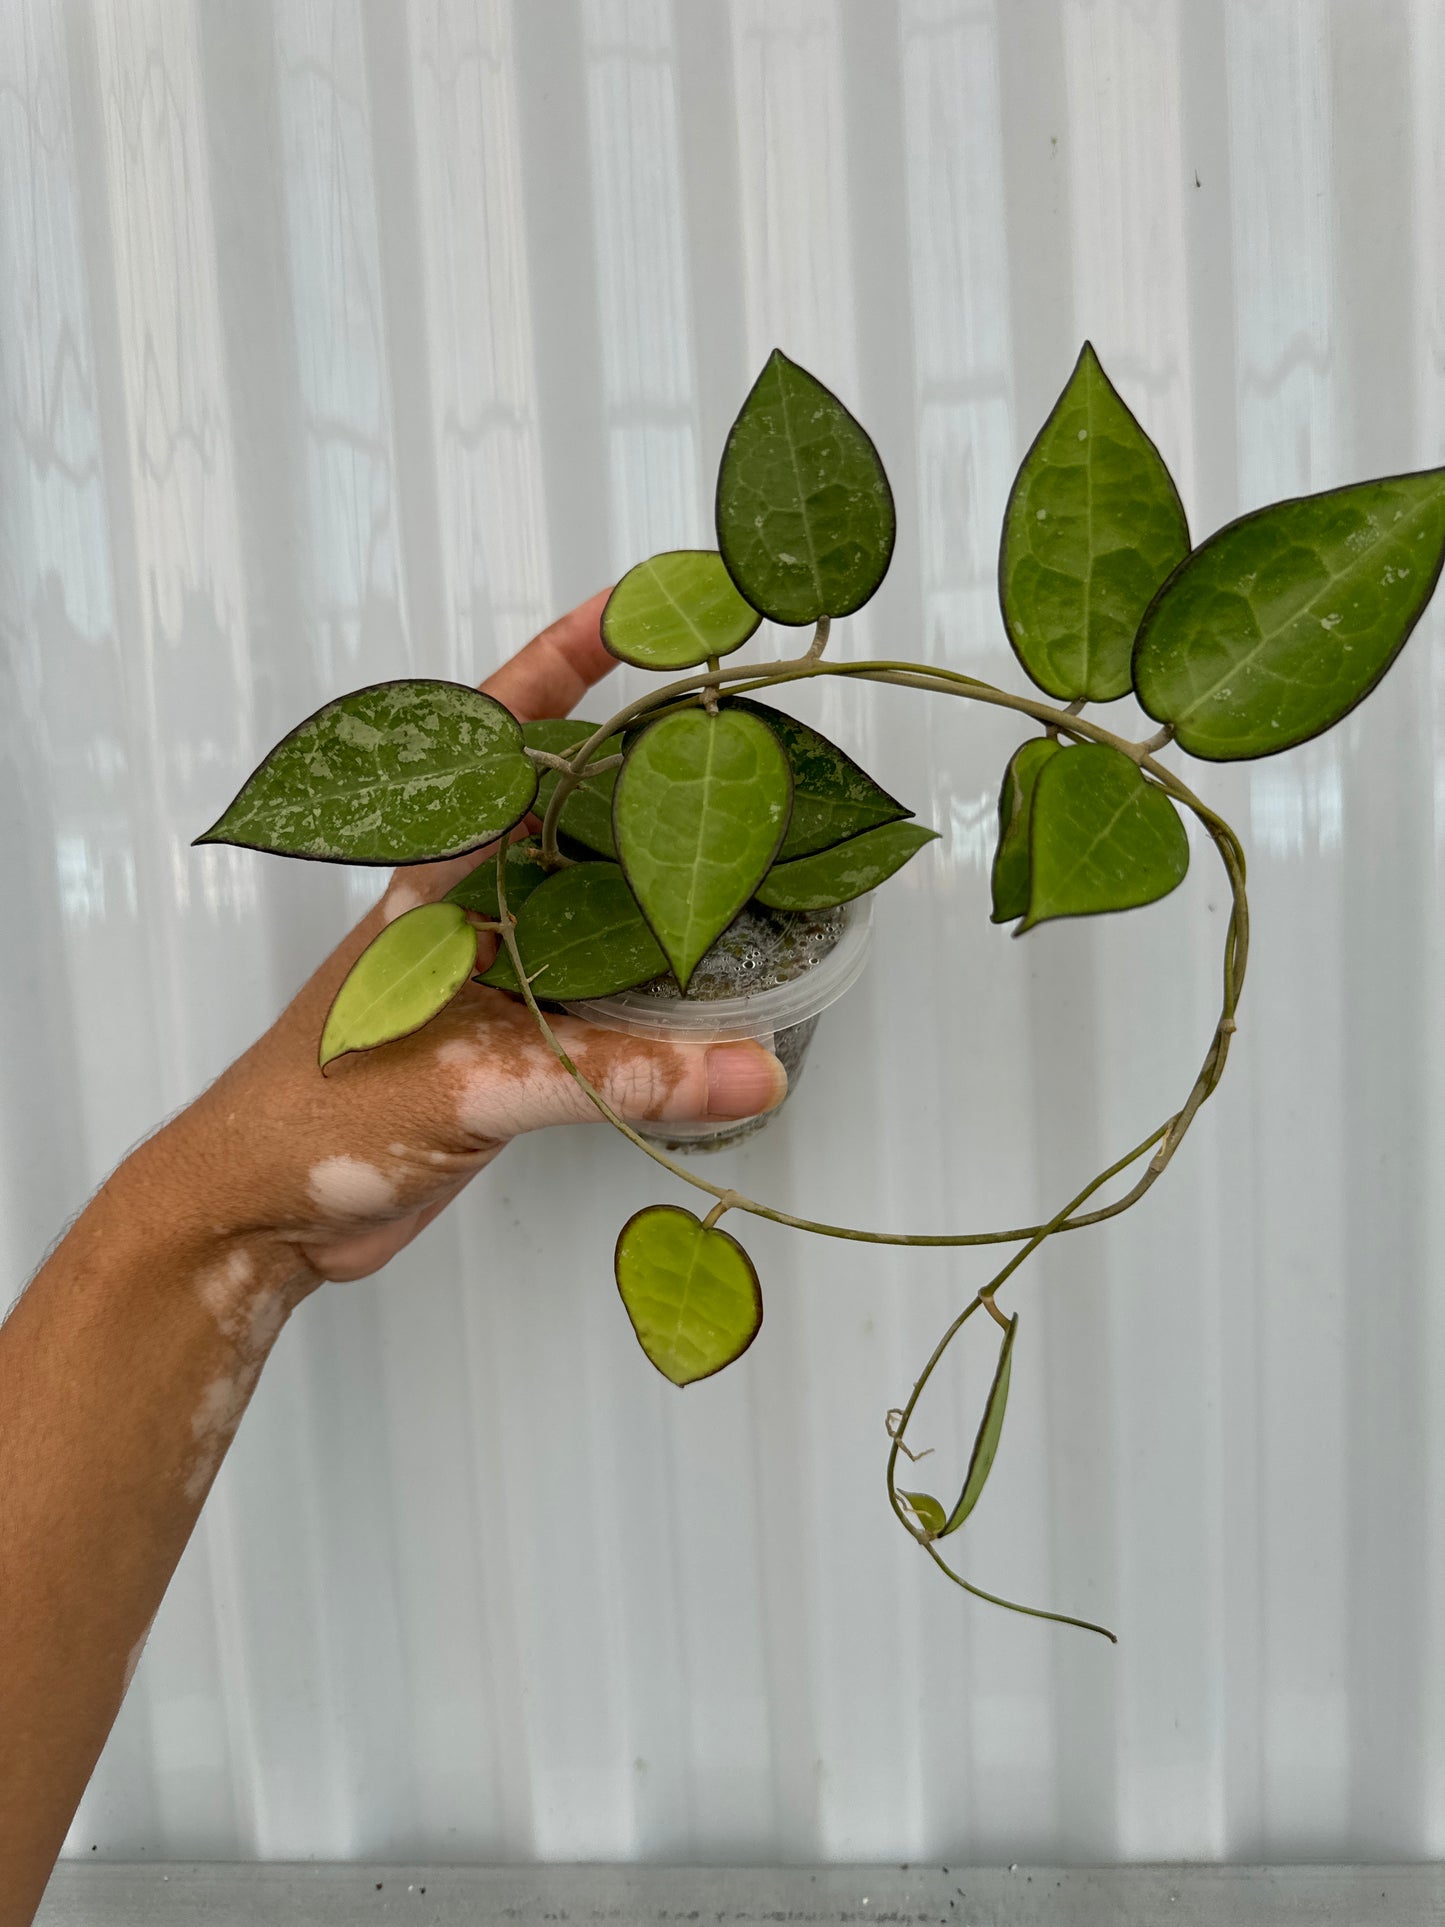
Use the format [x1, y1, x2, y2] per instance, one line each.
[478, 861, 666, 998]
[613, 708, 792, 990]
[990, 737, 1062, 924]
[1022, 743, 1189, 930]
[614, 1205, 763, 1386]
[319, 902, 476, 1068]
[941, 1314, 1019, 1535]
[196, 680, 538, 862]
[716, 349, 896, 624]
[756, 821, 938, 911]
[1133, 468, 1445, 759]
[524, 719, 623, 857]
[901, 1492, 948, 1537]
[727, 699, 910, 859]
[444, 840, 551, 918]
[602, 550, 762, 669]
[1000, 342, 1190, 702]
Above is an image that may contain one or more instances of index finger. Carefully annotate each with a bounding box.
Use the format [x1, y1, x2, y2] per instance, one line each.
[481, 588, 616, 724]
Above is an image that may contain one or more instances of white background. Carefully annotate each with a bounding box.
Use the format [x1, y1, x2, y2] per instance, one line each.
[3, 0, 1443, 1867]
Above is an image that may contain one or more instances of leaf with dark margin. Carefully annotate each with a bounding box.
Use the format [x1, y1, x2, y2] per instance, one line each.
[613, 708, 792, 990]
[940, 1314, 1018, 1535]
[478, 862, 666, 998]
[445, 841, 550, 918]
[1133, 468, 1445, 759]
[990, 737, 1062, 924]
[728, 698, 910, 859]
[319, 903, 476, 1068]
[901, 1493, 947, 1537]
[716, 349, 896, 624]
[602, 550, 762, 670]
[524, 718, 624, 857]
[1021, 744, 1189, 930]
[196, 680, 537, 863]
[614, 1205, 763, 1387]
[756, 821, 938, 910]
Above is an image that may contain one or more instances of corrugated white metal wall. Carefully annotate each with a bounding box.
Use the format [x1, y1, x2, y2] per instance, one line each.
[3, 0, 1442, 1866]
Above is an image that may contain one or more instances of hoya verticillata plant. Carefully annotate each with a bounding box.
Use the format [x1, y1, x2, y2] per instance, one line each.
[199, 343, 1445, 1640]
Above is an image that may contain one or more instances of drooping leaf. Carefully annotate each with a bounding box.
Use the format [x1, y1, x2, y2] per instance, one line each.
[613, 708, 792, 990]
[728, 699, 910, 859]
[715, 349, 896, 624]
[901, 1492, 948, 1537]
[755, 821, 938, 911]
[999, 342, 1190, 702]
[196, 680, 538, 863]
[602, 550, 762, 670]
[1021, 743, 1189, 930]
[940, 1314, 1018, 1535]
[523, 719, 623, 857]
[478, 862, 666, 998]
[614, 1205, 763, 1386]
[990, 737, 1062, 924]
[444, 840, 551, 918]
[1132, 468, 1445, 759]
[319, 902, 476, 1068]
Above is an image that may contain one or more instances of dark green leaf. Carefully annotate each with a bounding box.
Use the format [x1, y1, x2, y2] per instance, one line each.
[941, 1314, 1018, 1535]
[1000, 342, 1190, 702]
[602, 550, 762, 669]
[613, 708, 792, 990]
[478, 862, 666, 998]
[715, 348, 896, 624]
[196, 680, 538, 862]
[444, 840, 550, 918]
[319, 902, 476, 1068]
[990, 737, 1062, 924]
[727, 699, 910, 859]
[901, 1492, 947, 1537]
[524, 718, 623, 857]
[1133, 468, 1445, 759]
[755, 821, 938, 910]
[614, 1205, 763, 1386]
[1021, 743, 1189, 930]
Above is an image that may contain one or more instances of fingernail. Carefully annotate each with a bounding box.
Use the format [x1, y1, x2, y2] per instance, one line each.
[705, 1043, 788, 1119]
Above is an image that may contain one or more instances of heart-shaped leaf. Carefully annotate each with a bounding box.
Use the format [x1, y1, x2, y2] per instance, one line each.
[319, 902, 476, 1068]
[901, 1492, 948, 1537]
[613, 708, 792, 990]
[990, 737, 1062, 924]
[478, 862, 666, 998]
[715, 349, 896, 624]
[1000, 342, 1190, 702]
[196, 680, 538, 863]
[602, 550, 762, 670]
[524, 719, 623, 857]
[1133, 468, 1445, 759]
[727, 699, 910, 859]
[444, 840, 550, 918]
[755, 821, 938, 911]
[614, 1204, 763, 1386]
[940, 1314, 1018, 1535]
[1021, 743, 1189, 930]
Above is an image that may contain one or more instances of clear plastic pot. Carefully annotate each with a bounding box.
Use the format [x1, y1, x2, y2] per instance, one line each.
[562, 896, 874, 1153]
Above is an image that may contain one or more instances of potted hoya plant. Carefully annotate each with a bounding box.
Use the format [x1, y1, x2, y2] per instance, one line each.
[198, 344, 1445, 1640]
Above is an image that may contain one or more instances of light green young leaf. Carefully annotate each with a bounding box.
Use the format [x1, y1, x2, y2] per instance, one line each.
[524, 719, 623, 858]
[614, 1205, 763, 1386]
[478, 862, 666, 998]
[940, 1314, 1018, 1535]
[990, 737, 1062, 924]
[755, 821, 938, 911]
[318, 902, 476, 1068]
[1022, 744, 1189, 931]
[602, 550, 762, 670]
[727, 699, 910, 859]
[196, 680, 537, 862]
[444, 841, 550, 918]
[901, 1492, 948, 1537]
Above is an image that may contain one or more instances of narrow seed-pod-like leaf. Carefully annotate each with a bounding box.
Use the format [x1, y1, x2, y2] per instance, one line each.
[319, 902, 476, 1069]
[940, 1314, 1018, 1535]
[727, 698, 910, 859]
[1021, 743, 1189, 930]
[990, 737, 1062, 924]
[716, 349, 896, 624]
[613, 708, 792, 990]
[445, 840, 550, 918]
[524, 718, 623, 858]
[1000, 342, 1190, 702]
[756, 821, 938, 911]
[601, 550, 762, 669]
[478, 862, 666, 998]
[1132, 467, 1445, 759]
[901, 1492, 948, 1538]
[614, 1204, 763, 1386]
[196, 680, 538, 863]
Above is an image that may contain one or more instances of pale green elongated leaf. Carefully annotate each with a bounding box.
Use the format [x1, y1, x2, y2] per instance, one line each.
[318, 902, 476, 1068]
[990, 737, 1062, 924]
[614, 1205, 763, 1386]
[755, 821, 938, 910]
[478, 862, 666, 997]
[524, 719, 623, 857]
[901, 1492, 948, 1537]
[1132, 468, 1445, 759]
[602, 550, 762, 669]
[613, 708, 792, 990]
[715, 349, 896, 624]
[727, 699, 910, 858]
[1021, 744, 1189, 930]
[444, 841, 550, 918]
[1000, 342, 1190, 702]
[941, 1315, 1018, 1535]
[196, 680, 537, 862]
